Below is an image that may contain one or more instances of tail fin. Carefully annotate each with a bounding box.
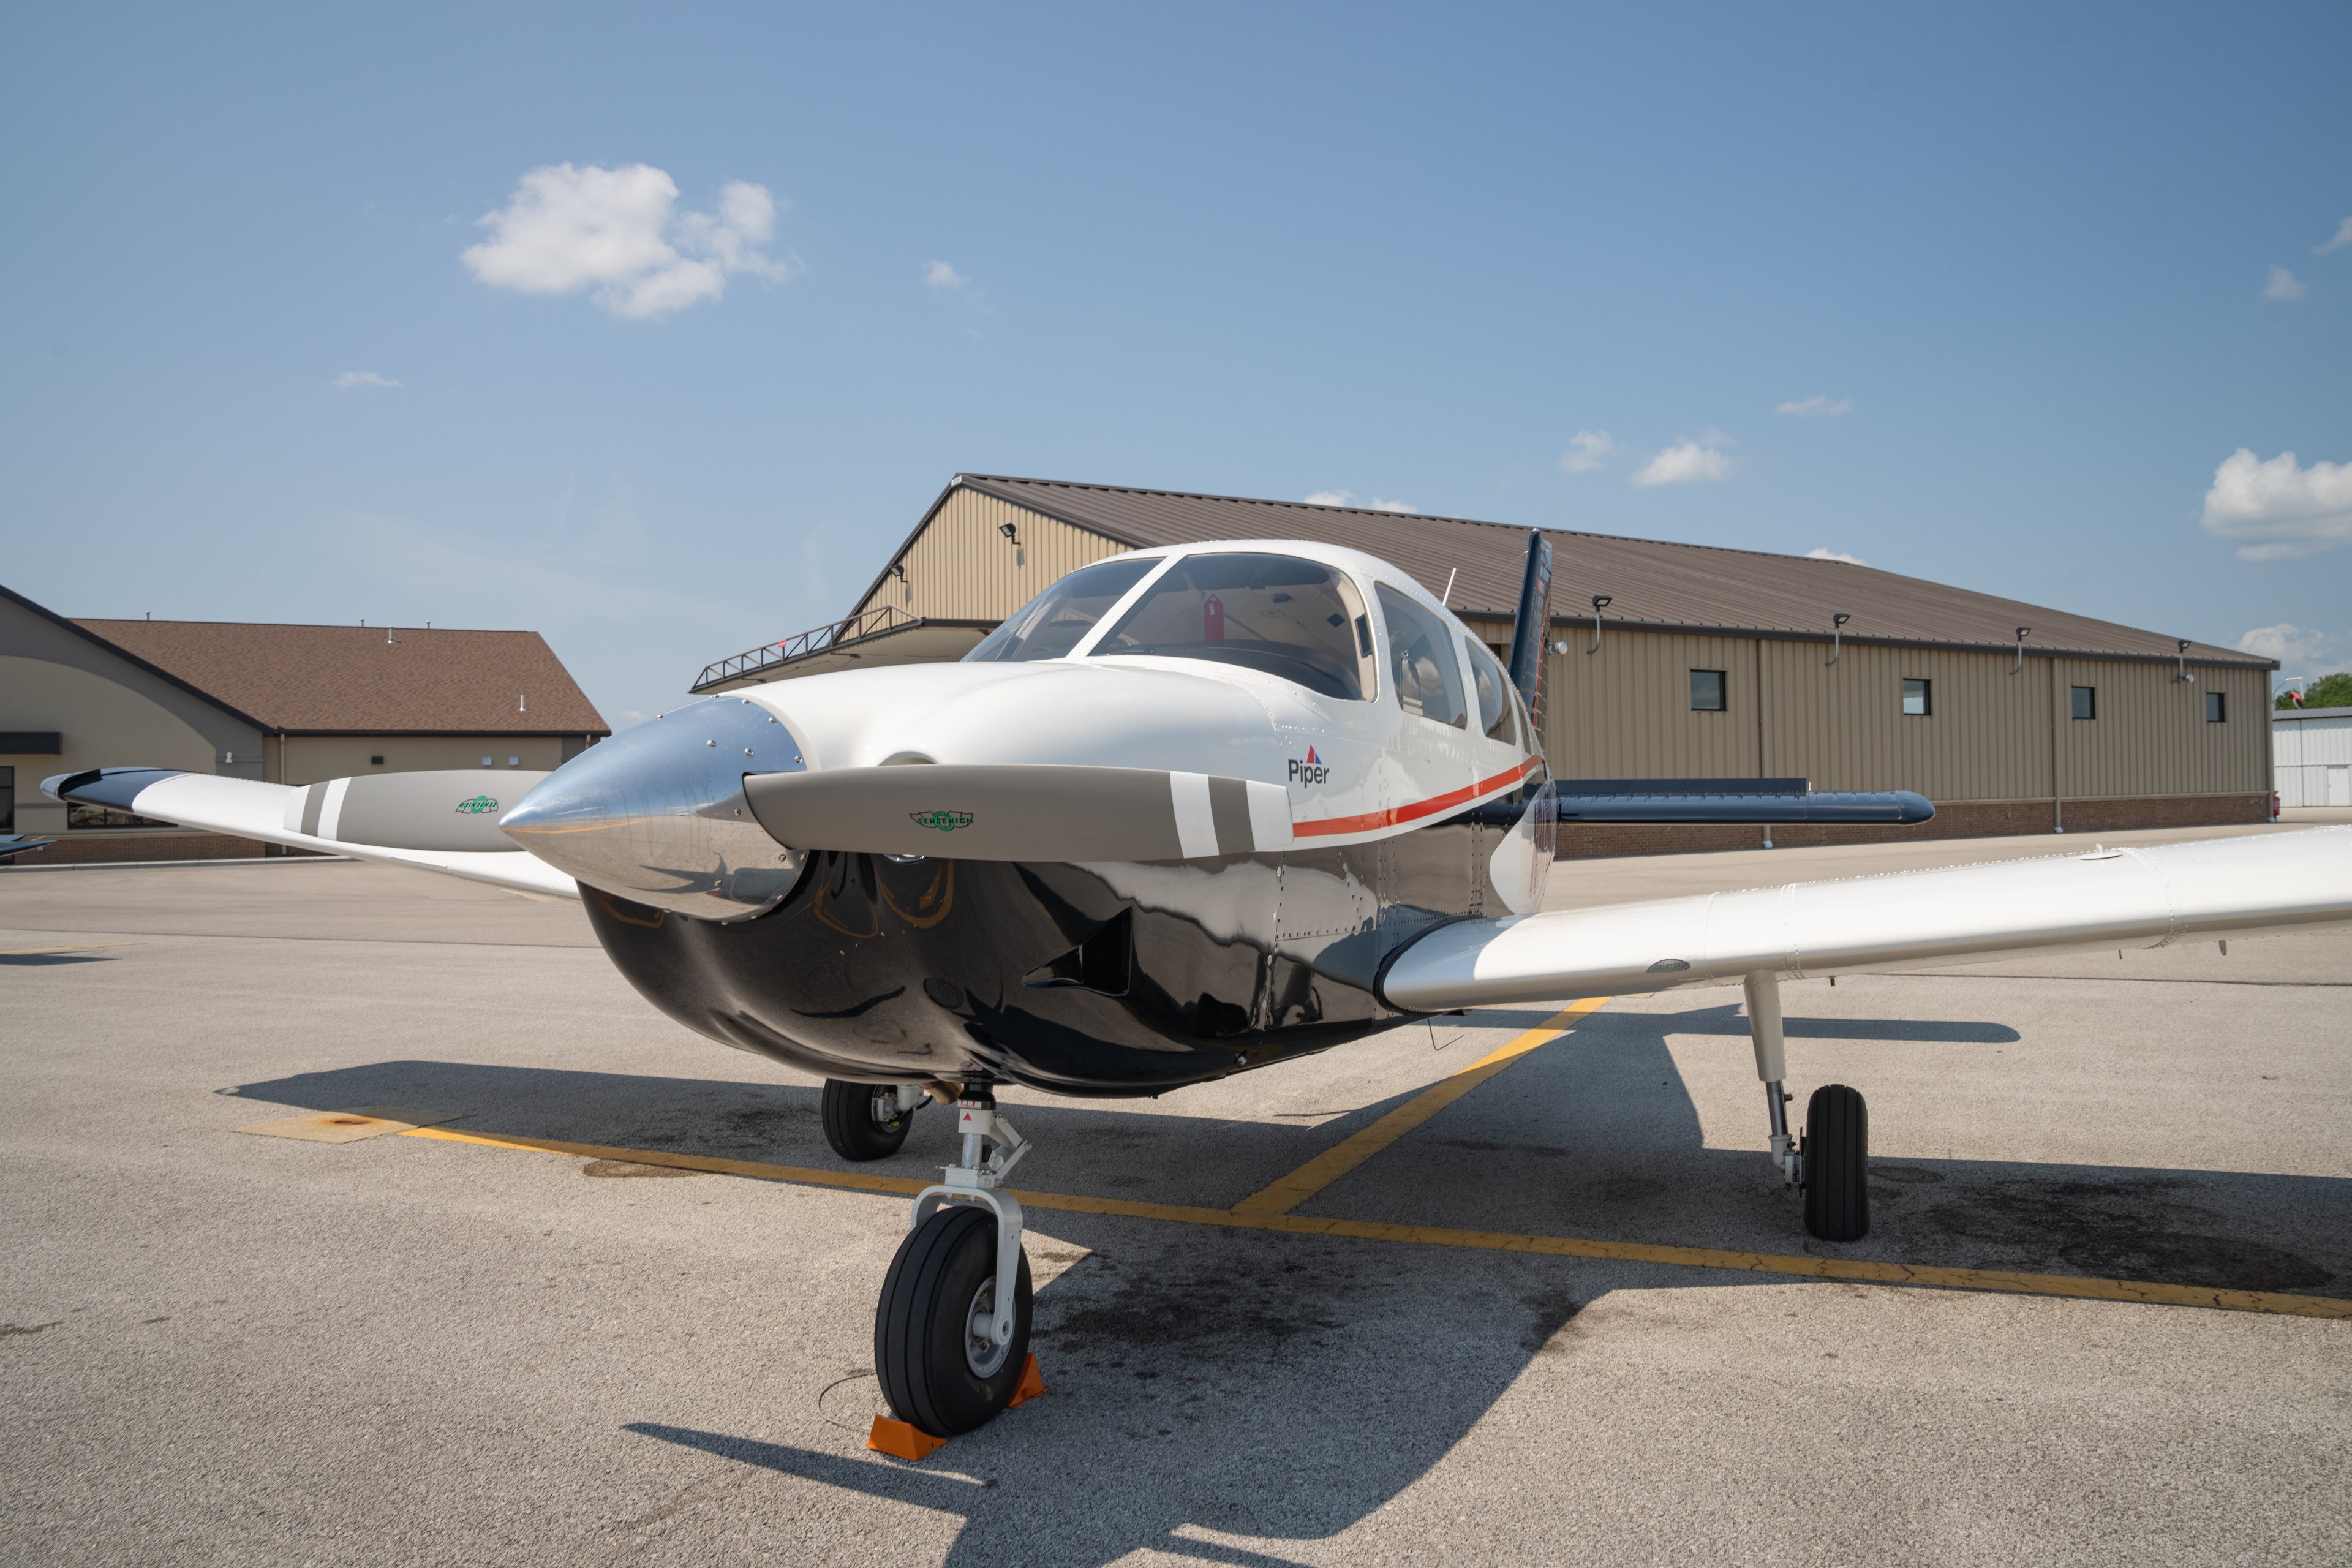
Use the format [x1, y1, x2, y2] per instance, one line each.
[1503, 529, 1555, 728]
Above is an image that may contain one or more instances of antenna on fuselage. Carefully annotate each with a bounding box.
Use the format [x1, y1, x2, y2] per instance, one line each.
[1504, 529, 1555, 731]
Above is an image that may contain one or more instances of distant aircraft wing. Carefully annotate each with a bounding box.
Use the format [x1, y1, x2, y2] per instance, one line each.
[0, 833, 55, 861]
[42, 767, 579, 900]
[1379, 827, 2352, 1011]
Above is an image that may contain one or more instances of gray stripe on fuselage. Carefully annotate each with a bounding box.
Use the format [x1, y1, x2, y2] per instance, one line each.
[1207, 775, 1253, 855]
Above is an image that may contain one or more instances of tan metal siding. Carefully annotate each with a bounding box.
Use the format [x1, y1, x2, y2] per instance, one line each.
[1758, 640, 2051, 800]
[2054, 658, 2268, 799]
[1542, 632, 1762, 780]
[854, 491, 1129, 622]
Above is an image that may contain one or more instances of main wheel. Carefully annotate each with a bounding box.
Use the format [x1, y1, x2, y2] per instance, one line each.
[1801, 1083, 1869, 1242]
[875, 1205, 1034, 1438]
[822, 1079, 916, 1161]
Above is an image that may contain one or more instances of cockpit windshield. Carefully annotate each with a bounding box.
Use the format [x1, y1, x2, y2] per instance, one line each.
[1091, 552, 1374, 700]
[963, 557, 1156, 663]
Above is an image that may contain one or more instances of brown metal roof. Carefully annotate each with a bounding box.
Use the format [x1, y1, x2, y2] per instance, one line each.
[948, 475, 2267, 668]
[73, 619, 609, 734]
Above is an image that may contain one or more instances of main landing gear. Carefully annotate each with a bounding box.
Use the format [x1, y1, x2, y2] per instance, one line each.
[820, 1079, 928, 1162]
[875, 1079, 1036, 1437]
[1744, 971, 1869, 1243]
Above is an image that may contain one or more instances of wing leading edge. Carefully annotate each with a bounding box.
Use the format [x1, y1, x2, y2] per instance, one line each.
[42, 767, 579, 899]
[1378, 827, 2352, 1011]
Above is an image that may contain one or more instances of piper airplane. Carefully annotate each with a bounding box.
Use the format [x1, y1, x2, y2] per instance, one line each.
[45, 533, 2352, 1439]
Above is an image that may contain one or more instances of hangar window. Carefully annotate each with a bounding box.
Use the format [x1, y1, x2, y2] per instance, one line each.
[2206, 691, 2226, 723]
[1902, 679, 1931, 717]
[966, 557, 1156, 663]
[1464, 636, 1515, 742]
[1375, 585, 1466, 726]
[2072, 685, 2097, 720]
[1, 766, 10, 833]
[1689, 669, 1726, 712]
[1095, 553, 1376, 701]
[371, 755, 384, 766]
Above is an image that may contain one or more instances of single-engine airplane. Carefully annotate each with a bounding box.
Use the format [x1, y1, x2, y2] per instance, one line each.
[46, 532, 2352, 1439]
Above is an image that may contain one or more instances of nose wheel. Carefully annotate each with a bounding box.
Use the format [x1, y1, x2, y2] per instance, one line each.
[821, 1079, 922, 1162]
[874, 1082, 1037, 1438]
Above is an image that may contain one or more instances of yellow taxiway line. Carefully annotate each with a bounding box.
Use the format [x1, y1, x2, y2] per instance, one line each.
[401, 1120, 2352, 1321]
[1231, 998, 1611, 1215]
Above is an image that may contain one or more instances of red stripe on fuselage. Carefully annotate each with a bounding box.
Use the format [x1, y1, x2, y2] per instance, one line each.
[1292, 756, 1540, 839]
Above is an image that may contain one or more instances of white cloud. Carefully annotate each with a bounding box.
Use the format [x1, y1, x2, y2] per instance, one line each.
[1303, 489, 1414, 513]
[924, 260, 965, 288]
[1559, 430, 1617, 473]
[329, 371, 400, 390]
[1630, 439, 1735, 487]
[2199, 447, 2352, 560]
[1806, 546, 1867, 565]
[2318, 217, 2352, 254]
[2262, 265, 2306, 301]
[462, 164, 791, 320]
[1777, 394, 1853, 418]
[2236, 623, 2335, 669]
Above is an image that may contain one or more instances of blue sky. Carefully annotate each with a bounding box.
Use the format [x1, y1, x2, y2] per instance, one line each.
[4, 2, 2347, 726]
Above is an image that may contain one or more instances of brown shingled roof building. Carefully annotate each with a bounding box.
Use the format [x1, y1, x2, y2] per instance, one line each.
[2, 582, 606, 861]
[695, 473, 2275, 849]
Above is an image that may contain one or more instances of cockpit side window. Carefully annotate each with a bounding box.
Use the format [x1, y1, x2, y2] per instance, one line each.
[964, 557, 1156, 663]
[1093, 553, 1375, 700]
[1378, 584, 1467, 729]
[1464, 636, 1515, 744]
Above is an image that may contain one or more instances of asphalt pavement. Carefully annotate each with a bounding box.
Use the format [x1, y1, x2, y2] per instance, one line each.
[4, 823, 2348, 1566]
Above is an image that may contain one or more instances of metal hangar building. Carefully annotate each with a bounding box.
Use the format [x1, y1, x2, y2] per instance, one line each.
[694, 475, 2275, 851]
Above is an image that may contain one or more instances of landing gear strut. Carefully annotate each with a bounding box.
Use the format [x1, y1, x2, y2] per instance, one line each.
[821, 1079, 925, 1162]
[1744, 971, 1869, 1243]
[874, 1079, 1035, 1437]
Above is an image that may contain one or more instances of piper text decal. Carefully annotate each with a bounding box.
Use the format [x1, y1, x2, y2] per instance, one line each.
[1287, 748, 1330, 787]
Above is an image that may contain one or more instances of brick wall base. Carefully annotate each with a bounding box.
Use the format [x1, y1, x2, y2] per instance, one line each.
[26, 834, 328, 864]
[1554, 793, 2272, 861]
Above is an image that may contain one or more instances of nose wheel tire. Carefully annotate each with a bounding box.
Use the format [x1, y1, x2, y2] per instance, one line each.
[1801, 1082, 1869, 1242]
[875, 1204, 1034, 1438]
[822, 1079, 916, 1161]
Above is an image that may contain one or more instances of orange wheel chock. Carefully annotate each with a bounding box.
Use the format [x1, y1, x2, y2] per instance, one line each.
[866, 1417, 947, 1463]
[1006, 1352, 1047, 1409]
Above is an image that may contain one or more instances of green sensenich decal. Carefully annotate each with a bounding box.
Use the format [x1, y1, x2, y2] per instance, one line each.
[456, 796, 500, 815]
[909, 809, 974, 832]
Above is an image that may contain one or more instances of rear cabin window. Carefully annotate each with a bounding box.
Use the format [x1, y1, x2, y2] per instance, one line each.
[966, 557, 1156, 663]
[2072, 685, 2097, 720]
[1378, 584, 1467, 728]
[1093, 553, 1374, 700]
[1689, 669, 1727, 712]
[1464, 636, 1515, 743]
[1902, 679, 1931, 717]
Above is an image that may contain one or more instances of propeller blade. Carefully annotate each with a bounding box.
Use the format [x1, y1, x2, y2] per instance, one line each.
[741, 764, 1294, 862]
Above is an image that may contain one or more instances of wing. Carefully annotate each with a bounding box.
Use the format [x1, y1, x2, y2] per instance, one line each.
[1379, 827, 2352, 1011]
[42, 767, 579, 900]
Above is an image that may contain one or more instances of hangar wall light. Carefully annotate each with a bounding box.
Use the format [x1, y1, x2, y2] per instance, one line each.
[1587, 594, 1611, 655]
[2012, 627, 2031, 674]
[1826, 611, 1852, 667]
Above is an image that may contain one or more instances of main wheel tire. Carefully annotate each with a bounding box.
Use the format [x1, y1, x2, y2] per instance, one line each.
[1802, 1083, 1870, 1242]
[821, 1079, 915, 1162]
[875, 1205, 1035, 1437]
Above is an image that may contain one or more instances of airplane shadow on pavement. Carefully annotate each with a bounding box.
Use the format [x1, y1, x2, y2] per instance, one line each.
[225, 1002, 2346, 1566]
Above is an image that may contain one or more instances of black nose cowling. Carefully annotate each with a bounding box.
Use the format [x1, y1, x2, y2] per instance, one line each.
[500, 697, 808, 921]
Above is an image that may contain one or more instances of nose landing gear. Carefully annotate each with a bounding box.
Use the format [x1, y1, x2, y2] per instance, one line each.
[874, 1081, 1037, 1438]
[1744, 971, 1870, 1243]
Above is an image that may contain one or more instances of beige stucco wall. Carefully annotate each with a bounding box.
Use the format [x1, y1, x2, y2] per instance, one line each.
[273, 735, 570, 786]
[1, 654, 223, 834]
[854, 491, 1129, 622]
